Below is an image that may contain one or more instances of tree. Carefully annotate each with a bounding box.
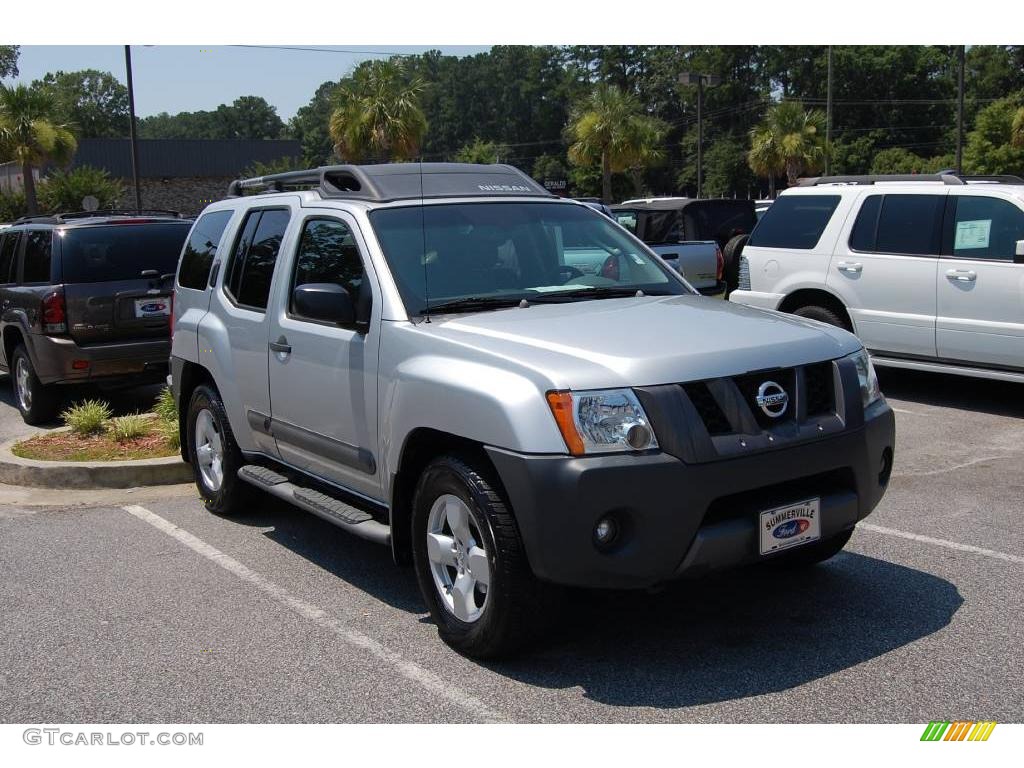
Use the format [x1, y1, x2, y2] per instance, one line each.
[329, 60, 427, 162]
[139, 96, 285, 140]
[0, 46, 19, 79]
[454, 138, 509, 164]
[0, 85, 77, 215]
[870, 147, 928, 175]
[748, 101, 827, 190]
[963, 94, 1024, 174]
[1012, 106, 1024, 149]
[290, 80, 343, 166]
[566, 84, 667, 203]
[34, 70, 129, 138]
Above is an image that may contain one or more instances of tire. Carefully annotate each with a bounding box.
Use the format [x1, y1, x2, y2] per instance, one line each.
[186, 383, 251, 516]
[767, 528, 854, 569]
[791, 304, 852, 333]
[722, 234, 749, 292]
[411, 453, 544, 659]
[11, 345, 59, 425]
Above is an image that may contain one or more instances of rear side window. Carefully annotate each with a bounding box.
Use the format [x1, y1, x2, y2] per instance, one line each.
[22, 230, 52, 283]
[874, 195, 944, 255]
[0, 234, 18, 283]
[748, 195, 840, 249]
[60, 223, 191, 283]
[947, 196, 1024, 261]
[178, 211, 233, 289]
[225, 209, 290, 310]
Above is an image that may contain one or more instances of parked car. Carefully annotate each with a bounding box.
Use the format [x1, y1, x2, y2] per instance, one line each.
[611, 198, 757, 295]
[0, 210, 192, 423]
[730, 173, 1024, 383]
[171, 163, 895, 658]
[755, 199, 773, 220]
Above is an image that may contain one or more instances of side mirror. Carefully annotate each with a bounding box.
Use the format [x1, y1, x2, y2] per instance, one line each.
[1015, 240, 1024, 264]
[293, 283, 356, 327]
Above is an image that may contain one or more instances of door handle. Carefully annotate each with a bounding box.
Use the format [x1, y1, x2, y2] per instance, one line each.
[945, 268, 977, 282]
[269, 337, 291, 355]
[836, 261, 863, 274]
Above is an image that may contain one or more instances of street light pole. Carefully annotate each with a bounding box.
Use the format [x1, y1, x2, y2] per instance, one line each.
[679, 72, 722, 199]
[956, 45, 965, 174]
[825, 45, 833, 176]
[124, 45, 142, 211]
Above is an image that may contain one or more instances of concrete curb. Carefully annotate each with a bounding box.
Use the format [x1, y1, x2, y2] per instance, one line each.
[0, 434, 192, 489]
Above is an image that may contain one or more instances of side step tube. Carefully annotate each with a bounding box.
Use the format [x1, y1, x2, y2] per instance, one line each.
[237, 465, 391, 546]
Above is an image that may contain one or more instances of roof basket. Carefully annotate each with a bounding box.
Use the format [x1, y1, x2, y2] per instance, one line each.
[797, 173, 1024, 187]
[226, 163, 553, 202]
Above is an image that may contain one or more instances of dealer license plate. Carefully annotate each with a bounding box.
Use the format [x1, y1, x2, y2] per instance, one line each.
[134, 296, 171, 318]
[759, 498, 821, 556]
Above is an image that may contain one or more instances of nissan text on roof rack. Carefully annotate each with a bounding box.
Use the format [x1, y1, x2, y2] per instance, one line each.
[729, 173, 1024, 383]
[170, 162, 895, 658]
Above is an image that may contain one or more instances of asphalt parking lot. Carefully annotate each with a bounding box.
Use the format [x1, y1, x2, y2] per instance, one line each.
[0, 367, 1021, 724]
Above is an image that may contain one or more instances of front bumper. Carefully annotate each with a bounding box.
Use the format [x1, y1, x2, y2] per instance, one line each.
[30, 334, 170, 386]
[486, 403, 895, 589]
[697, 280, 728, 299]
[727, 289, 784, 310]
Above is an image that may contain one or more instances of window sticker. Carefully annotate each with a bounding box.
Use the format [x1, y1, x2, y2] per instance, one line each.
[954, 219, 992, 250]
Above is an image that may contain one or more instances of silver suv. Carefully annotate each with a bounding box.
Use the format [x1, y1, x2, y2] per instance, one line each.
[170, 163, 895, 658]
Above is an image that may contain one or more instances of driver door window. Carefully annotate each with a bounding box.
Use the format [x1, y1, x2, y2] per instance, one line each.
[290, 217, 367, 321]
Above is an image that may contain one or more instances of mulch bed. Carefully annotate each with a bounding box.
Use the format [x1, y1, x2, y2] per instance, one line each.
[13, 419, 179, 462]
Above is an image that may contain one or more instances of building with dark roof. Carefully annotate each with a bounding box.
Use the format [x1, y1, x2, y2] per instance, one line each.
[67, 138, 302, 215]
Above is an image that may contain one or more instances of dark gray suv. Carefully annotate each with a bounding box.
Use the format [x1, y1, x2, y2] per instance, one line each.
[0, 211, 192, 424]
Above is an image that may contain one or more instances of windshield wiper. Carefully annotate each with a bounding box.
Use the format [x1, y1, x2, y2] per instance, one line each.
[423, 296, 525, 314]
[527, 286, 673, 303]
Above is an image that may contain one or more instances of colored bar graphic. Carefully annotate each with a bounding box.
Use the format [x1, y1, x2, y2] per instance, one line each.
[921, 722, 949, 741]
[921, 720, 996, 741]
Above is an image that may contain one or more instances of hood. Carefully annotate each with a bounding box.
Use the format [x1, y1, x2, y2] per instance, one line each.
[418, 295, 861, 390]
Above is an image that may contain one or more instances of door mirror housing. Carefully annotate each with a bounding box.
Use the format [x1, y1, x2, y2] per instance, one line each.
[1015, 239, 1024, 264]
[292, 283, 356, 327]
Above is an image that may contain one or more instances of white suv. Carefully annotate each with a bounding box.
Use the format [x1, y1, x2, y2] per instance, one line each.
[730, 174, 1024, 383]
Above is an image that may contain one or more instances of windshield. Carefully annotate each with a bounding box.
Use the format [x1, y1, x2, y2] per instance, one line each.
[370, 202, 688, 315]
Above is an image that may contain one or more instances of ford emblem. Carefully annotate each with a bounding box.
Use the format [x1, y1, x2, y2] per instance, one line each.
[772, 519, 810, 539]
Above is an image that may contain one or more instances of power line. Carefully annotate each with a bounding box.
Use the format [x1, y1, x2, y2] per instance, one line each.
[230, 44, 415, 57]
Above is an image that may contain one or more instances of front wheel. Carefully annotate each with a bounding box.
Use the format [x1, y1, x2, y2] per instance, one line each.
[186, 383, 251, 516]
[412, 454, 544, 659]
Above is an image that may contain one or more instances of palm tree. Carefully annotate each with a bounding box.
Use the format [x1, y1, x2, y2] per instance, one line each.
[1012, 106, 1024, 148]
[0, 84, 77, 215]
[748, 101, 828, 193]
[567, 84, 667, 203]
[329, 60, 427, 163]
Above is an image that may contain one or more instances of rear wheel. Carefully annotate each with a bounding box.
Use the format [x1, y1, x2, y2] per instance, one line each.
[412, 454, 544, 659]
[11, 345, 58, 425]
[722, 234, 749, 292]
[791, 304, 852, 333]
[186, 383, 251, 516]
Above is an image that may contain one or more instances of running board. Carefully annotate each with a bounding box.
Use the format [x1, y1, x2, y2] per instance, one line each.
[237, 464, 391, 546]
[870, 355, 1024, 384]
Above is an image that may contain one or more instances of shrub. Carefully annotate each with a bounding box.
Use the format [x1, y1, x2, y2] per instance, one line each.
[0, 188, 26, 222]
[155, 418, 181, 450]
[61, 399, 112, 436]
[108, 413, 151, 442]
[38, 165, 124, 214]
[154, 386, 178, 423]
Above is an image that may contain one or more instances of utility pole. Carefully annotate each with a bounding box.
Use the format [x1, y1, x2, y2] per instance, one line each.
[679, 72, 722, 198]
[124, 45, 142, 211]
[825, 46, 834, 176]
[956, 45, 966, 174]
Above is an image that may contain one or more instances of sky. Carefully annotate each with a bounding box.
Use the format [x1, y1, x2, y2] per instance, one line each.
[9, 45, 492, 120]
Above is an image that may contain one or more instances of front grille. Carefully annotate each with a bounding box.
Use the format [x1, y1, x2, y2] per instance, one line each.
[733, 368, 796, 429]
[804, 362, 834, 417]
[682, 382, 731, 436]
[737, 255, 751, 290]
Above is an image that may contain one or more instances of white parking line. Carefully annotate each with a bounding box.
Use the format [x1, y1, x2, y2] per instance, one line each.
[859, 522, 1024, 565]
[122, 504, 507, 723]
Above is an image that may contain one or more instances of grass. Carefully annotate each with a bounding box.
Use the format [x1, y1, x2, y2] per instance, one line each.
[61, 399, 113, 436]
[13, 415, 179, 462]
[154, 386, 178, 423]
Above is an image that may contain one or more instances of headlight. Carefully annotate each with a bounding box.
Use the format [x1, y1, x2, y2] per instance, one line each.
[845, 348, 882, 408]
[546, 388, 658, 455]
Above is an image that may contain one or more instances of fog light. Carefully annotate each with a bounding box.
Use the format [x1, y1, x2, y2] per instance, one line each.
[594, 516, 618, 547]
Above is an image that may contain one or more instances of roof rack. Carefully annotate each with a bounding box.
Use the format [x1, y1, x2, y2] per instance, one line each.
[226, 163, 553, 202]
[797, 173, 1024, 187]
[12, 209, 185, 225]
